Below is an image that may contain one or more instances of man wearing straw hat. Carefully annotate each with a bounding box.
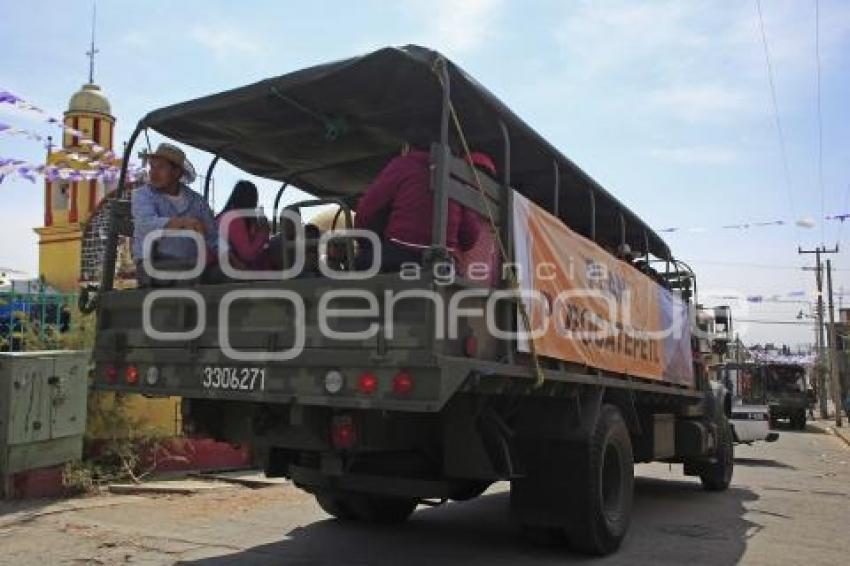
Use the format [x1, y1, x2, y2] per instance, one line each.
[131, 143, 219, 284]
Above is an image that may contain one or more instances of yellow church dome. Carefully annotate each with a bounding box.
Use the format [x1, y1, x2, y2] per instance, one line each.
[68, 83, 112, 116]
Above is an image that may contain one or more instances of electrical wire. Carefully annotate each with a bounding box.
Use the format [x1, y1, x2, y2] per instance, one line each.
[755, 0, 798, 245]
[736, 319, 816, 325]
[815, 0, 825, 245]
[754, 0, 811, 300]
[682, 258, 850, 271]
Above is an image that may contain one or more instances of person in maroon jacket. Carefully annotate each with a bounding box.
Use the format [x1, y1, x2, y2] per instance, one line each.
[354, 146, 494, 272]
[216, 180, 271, 270]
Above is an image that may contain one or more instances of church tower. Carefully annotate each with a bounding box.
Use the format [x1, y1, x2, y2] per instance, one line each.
[33, 10, 120, 292]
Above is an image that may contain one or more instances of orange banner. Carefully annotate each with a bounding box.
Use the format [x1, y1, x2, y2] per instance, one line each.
[512, 193, 694, 387]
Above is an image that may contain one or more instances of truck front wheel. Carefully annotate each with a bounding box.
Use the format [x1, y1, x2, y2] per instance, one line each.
[699, 423, 734, 491]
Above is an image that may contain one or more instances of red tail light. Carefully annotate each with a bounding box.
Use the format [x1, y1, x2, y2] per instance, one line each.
[392, 371, 414, 396]
[357, 372, 378, 394]
[331, 416, 357, 450]
[105, 364, 118, 383]
[125, 365, 139, 385]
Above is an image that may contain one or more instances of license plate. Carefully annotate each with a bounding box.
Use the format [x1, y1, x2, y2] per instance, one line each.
[201, 366, 265, 391]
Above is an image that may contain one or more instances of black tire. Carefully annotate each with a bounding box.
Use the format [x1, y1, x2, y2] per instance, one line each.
[316, 491, 417, 524]
[566, 404, 634, 556]
[700, 422, 734, 491]
[449, 480, 491, 502]
[315, 492, 358, 520]
[795, 411, 807, 430]
[348, 494, 418, 524]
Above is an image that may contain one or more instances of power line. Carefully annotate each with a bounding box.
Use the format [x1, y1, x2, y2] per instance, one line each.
[754, 0, 811, 298]
[736, 319, 815, 325]
[682, 258, 850, 271]
[815, 0, 825, 245]
[755, 0, 798, 246]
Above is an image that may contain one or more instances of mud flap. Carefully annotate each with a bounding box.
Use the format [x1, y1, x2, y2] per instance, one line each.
[510, 387, 604, 527]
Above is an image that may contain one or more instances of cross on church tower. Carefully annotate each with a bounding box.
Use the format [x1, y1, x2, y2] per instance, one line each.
[85, 1, 98, 84]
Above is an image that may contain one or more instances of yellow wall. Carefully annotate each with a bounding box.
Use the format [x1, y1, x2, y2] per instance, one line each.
[34, 225, 82, 292]
[87, 392, 182, 439]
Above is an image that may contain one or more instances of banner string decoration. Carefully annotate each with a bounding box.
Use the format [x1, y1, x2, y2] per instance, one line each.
[0, 88, 121, 165]
[0, 88, 152, 186]
[657, 217, 827, 233]
[705, 288, 850, 304]
[0, 155, 145, 184]
[0, 122, 45, 142]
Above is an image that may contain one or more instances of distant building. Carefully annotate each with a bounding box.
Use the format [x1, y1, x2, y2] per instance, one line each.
[32, 81, 134, 292]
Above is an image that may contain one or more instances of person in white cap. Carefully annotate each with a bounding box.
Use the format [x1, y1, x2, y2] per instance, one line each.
[131, 143, 218, 283]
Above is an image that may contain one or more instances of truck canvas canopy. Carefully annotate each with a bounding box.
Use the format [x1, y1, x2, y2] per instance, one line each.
[137, 45, 671, 260]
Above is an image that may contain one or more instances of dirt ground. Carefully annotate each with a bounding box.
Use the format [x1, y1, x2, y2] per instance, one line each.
[1, 423, 848, 565]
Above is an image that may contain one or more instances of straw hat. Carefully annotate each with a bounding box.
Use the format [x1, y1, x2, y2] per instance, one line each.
[144, 143, 196, 183]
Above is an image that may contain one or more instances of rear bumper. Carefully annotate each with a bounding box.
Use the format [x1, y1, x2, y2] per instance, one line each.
[92, 358, 448, 413]
[768, 403, 807, 418]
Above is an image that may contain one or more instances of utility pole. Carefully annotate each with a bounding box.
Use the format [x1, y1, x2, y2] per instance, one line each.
[826, 260, 843, 427]
[800, 245, 838, 419]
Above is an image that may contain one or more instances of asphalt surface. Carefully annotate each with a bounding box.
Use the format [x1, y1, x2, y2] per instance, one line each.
[0, 423, 848, 565]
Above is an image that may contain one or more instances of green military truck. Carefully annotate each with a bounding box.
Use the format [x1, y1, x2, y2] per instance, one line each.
[88, 46, 732, 555]
[762, 362, 811, 430]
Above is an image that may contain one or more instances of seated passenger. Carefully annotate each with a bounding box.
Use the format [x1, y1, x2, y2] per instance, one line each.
[634, 259, 669, 289]
[302, 224, 321, 277]
[354, 143, 488, 272]
[616, 243, 635, 264]
[131, 143, 218, 285]
[216, 180, 271, 270]
[267, 208, 303, 271]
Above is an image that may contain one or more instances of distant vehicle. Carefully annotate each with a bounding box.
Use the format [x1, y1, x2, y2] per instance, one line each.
[89, 45, 734, 556]
[762, 362, 811, 430]
[717, 363, 778, 444]
[697, 307, 777, 445]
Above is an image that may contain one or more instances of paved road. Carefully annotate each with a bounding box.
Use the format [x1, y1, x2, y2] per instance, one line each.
[1, 424, 847, 565]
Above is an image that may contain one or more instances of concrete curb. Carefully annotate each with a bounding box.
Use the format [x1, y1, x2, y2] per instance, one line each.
[830, 426, 850, 447]
[107, 479, 236, 496]
[811, 420, 850, 448]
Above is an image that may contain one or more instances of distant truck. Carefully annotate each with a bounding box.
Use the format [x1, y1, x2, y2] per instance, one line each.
[762, 363, 811, 430]
[87, 46, 733, 556]
[695, 307, 778, 444]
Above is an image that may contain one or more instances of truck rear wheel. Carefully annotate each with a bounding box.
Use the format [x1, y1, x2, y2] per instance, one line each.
[565, 404, 635, 556]
[348, 494, 418, 523]
[315, 490, 417, 524]
[449, 480, 491, 502]
[315, 491, 358, 520]
[699, 423, 734, 491]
